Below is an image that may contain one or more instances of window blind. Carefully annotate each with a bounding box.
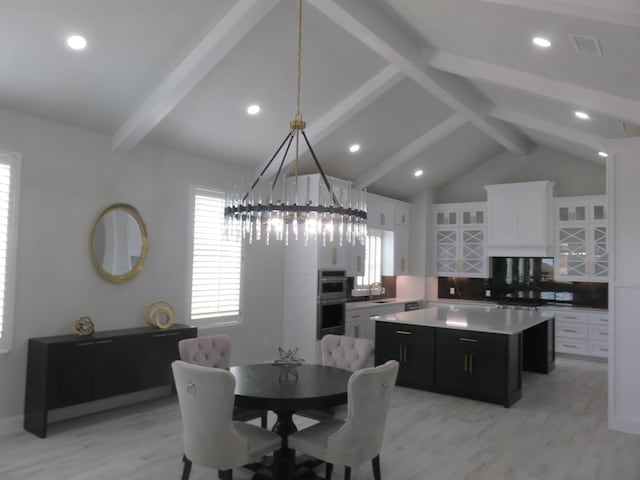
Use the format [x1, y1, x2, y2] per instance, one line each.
[0, 152, 17, 353]
[356, 232, 382, 287]
[190, 190, 242, 321]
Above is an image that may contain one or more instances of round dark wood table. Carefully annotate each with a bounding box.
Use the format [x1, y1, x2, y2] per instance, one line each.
[231, 363, 351, 479]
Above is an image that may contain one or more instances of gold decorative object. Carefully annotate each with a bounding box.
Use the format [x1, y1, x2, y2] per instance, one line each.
[90, 203, 149, 283]
[145, 300, 175, 329]
[73, 316, 95, 336]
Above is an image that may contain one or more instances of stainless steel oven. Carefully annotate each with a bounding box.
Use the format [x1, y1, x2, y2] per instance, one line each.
[317, 270, 347, 339]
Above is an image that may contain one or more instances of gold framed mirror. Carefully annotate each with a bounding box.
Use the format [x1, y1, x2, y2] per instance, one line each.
[90, 203, 148, 283]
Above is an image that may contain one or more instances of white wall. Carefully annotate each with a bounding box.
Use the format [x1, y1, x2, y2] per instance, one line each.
[608, 151, 640, 435]
[0, 108, 284, 420]
[408, 187, 435, 277]
[435, 146, 606, 203]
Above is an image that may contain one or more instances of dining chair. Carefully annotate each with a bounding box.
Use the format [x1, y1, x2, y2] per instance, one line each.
[298, 334, 375, 421]
[172, 361, 281, 480]
[288, 360, 399, 480]
[179, 335, 268, 428]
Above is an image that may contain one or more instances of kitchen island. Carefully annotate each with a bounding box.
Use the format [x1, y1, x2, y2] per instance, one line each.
[376, 304, 555, 407]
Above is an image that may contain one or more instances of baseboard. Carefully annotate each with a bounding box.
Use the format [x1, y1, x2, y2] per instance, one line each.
[609, 414, 640, 436]
[0, 414, 24, 436]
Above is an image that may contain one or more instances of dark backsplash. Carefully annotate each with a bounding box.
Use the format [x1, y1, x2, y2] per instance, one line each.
[438, 257, 607, 308]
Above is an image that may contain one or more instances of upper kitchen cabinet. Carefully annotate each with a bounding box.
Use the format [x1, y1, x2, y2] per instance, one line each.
[554, 195, 608, 282]
[395, 203, 410, 227]
[485, 181, 554, 257]
[433, 202, 488, 278]
[367, 192, 395, 230]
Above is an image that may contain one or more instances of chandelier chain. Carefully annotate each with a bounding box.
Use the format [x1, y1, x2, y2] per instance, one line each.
[294, 0, 303, 181]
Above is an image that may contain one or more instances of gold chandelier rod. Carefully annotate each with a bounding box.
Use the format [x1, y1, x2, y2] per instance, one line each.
[290, 0, 306, 181]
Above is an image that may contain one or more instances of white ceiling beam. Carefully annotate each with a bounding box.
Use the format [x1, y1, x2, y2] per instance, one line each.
[357, 113, 467, 187]
[307, 0, 531, 155]
[606, 137, 640, 155]
[112, 0, 279, 153]
[478, 0, 640, 29]
[256, 64, 404, 177]
[427, 48, 640, 127]
[488, 105, 606, 151]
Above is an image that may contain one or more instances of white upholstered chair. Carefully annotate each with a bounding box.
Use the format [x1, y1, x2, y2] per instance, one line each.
[298, 334, 375, 421]
[178, 335, 268, 428]
[172, 361, 280, 480]
[288, 360, 399, 480]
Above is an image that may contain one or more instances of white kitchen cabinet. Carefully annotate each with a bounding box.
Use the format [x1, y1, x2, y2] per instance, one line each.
[346, 240, 366, 277]
[554, 309, 608, 359]
[485, 181, 554, 257]
[394, 226, 409, 275]
[395, 203, 410, 227]
[433, 202, 488, 278]
[555, 196, 608, 282]
[367, 192, 395, 230]
[318, 237, 346, 269]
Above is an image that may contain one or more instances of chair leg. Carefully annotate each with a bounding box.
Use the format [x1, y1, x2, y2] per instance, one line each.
[218, 469, 232, 480]
[325, 462, 333, 480]
[372, 455, 381, 480]
[261, 412, 268, 429]
[181, 455, 192, 480]
[344, 465, 351, 480]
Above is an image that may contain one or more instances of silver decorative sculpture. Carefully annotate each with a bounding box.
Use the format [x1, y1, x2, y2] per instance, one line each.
[273, 347, 305, 381]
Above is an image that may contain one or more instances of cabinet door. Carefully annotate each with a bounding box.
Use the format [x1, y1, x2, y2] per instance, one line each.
[459, 228, 485, 277]
[557, 201, 587, 223]
[395, 203, 410, 227]
[402, 338, 435, 389]
[394, 226, 409, 275]
[556, 226, 587, 279]
[434, 208, 458, 226]
[435, 228, 458, 275]
[459, 207, 485, 226]
[434, 341, 469, 394]
[346, 241, 366, 277]
[93, 336, 142, 399]
[142, 331, 189, 388]
[318, 237, 346, 269]
[47, 342, 95, 409]
[591, 224, 608, 280]
[468, 344, 506, 403]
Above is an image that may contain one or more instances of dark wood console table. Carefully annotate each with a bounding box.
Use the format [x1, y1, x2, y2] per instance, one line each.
[24, 324, 197, 438]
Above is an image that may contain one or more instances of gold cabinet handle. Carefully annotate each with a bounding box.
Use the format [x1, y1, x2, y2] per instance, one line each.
[563, 344, 578, 349]
[562, 329, 577, 333]
[469, 354, 473, 373]
[331, 246, 337, 265]
[356, 255, 362, 272]
[401, 214, 406, 224]
[354, 326, 360, 338]
[396, 330, 413, 335]
[401, 257, 405, 272]
[459, 337, 478, 343]
[464, 353, 468, 372]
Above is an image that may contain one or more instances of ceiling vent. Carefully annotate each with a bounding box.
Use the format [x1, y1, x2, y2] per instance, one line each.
[570, 34, 602, 56]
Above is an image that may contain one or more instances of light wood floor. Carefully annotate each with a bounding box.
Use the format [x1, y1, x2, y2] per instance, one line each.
[1, 357, 639, 480]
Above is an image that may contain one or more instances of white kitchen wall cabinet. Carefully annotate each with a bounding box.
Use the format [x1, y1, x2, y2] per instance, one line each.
[433, 202, 488, 278]
[485, 181, 554, 257]
[346, 240, 366, 277]
[394, 226, 409, 275]
[395, 203, 410, 227]
[367, 192, 395, 230]
[554, 195, 608, 282]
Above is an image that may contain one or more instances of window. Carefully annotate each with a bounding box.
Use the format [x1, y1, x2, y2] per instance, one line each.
[0, 152, 20, 354]
[356, 231, 382, 288]
[189, 188, 242, 325]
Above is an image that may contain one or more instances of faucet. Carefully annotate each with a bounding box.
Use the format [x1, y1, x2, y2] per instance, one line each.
[368, 282, 383, 301]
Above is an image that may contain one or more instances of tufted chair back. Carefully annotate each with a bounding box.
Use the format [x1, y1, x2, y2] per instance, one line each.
[179, 335, 231, 369]
[321, 334, 374, 372]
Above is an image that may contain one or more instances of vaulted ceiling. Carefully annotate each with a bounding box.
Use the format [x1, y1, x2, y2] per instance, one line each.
[1, 0, 638, 200]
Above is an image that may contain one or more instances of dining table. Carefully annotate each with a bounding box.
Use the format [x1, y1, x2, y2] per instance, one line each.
[231, 363, 352, 480]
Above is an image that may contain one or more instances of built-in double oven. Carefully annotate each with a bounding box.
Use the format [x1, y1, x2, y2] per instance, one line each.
[317, 270, 348, 339]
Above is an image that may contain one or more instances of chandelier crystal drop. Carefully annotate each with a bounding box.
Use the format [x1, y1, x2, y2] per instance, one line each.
[223, 0, 367, 247]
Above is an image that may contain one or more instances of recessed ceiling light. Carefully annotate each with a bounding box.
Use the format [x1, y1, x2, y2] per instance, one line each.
[247, 104, 260, 115]
[598, 151, 608, 158]
[574, 110, 590, 120]
[66, 35, 87, 51]
[349, 144, 360, 153]
[532, 36, 552, 48]
[414, 169, 424, 177]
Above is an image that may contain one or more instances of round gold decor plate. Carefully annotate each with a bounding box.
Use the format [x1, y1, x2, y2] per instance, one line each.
[145, 301, 175, 329]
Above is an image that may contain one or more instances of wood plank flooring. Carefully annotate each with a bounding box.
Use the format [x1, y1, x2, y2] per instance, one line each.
[1, 357, 638, 480]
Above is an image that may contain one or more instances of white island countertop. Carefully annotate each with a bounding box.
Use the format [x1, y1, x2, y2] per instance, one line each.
[378, 304, 554, 335]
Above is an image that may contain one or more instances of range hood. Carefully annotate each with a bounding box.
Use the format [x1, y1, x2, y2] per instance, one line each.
[485, 181, 555, 257]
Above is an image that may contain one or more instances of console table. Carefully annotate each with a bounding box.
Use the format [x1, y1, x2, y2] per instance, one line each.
[24, 324, 197, 438]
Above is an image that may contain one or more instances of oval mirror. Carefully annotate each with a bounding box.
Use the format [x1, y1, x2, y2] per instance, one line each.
[90, 203, 148, 283]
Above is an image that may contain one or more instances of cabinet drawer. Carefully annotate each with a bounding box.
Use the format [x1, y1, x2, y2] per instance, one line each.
[556, 321, 588, 339]
[588, 313, 608, 326]
[555, 311, 588, 323]
[556, 338, 587, 355]
[588, 325, 609, 340]
[375, 321, 434, 341]
[437, 329, 504, 349]
[588, 340, 609, 358]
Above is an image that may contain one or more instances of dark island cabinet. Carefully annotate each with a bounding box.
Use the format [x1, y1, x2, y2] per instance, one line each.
[435, 329, 520, 407]
[375, 322, 435, 389]
[24, 325, 197, 438]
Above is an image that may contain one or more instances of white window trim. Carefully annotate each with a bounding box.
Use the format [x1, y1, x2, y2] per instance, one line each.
[186, 185, 243, 329]
[0, 151, 21, 354]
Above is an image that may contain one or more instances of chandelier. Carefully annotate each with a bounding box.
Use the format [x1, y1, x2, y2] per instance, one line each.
[224, 0, 367, 246]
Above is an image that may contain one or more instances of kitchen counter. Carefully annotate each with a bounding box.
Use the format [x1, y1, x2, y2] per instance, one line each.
[378, 303, 554, 335]
[346, 298, 421, 311]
